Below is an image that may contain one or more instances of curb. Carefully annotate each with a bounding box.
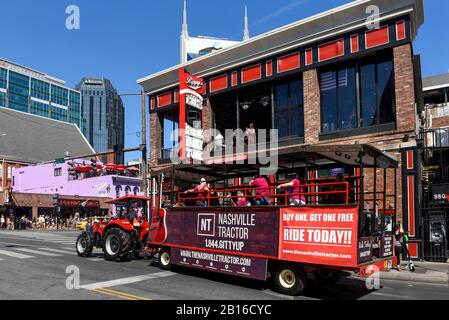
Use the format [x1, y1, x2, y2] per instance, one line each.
[380, 271, 448, 285]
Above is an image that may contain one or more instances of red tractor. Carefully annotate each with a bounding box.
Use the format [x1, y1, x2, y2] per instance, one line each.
[75, 196, 150, 261]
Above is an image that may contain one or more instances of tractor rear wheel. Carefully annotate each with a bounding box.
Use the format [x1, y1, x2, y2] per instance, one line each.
[103, 228, 131, 261]
[76, 232, 93, 257]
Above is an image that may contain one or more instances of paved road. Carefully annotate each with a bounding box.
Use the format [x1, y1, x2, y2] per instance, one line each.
[0, 230, 448, 300]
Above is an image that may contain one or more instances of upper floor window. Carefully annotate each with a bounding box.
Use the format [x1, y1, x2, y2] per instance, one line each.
[320, 54, 395, 134]
[274, 78, 304, 139]
[54, 168, 62, 177]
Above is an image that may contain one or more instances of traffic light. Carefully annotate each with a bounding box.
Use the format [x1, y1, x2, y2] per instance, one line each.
[53, 194, 59, 207]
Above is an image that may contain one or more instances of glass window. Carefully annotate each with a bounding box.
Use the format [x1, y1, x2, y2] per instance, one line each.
[274, 78, 304, 139]
[162, 114, 179, 159]
[31, 101, 49, 117]
[376, 60, 395, 124]
[54, 168, 62, 177]
[360, 63, 377, 127]
[0, 91, 5, 107]
[321, 67, 357, 133]
[50, 106, 68, 122]
[320, 53, 395, 133]
[0, 68, 7, 89]
[31, 78, 50, 101]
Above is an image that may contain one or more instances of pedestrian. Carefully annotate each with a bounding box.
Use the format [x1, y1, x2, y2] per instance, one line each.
[0, 214, 5, 230]
[277, 174, 306, 206]
[245, 123, 256, 146]
[395, 223, 405, 271]
[249, 174, 271, 206]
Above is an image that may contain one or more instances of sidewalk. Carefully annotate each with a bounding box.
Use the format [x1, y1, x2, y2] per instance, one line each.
[380, 261, 449, 284]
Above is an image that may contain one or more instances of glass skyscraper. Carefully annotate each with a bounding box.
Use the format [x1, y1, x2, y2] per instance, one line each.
[0, 59, 81, 128]
[76, 77, 125, 164]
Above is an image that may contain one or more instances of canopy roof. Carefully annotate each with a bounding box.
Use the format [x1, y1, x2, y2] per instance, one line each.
[105, 196, 150, 206]
[150, 144, 398, 184]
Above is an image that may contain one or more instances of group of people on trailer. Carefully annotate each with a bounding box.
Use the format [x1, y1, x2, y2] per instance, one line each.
[183, 173, 346, 207]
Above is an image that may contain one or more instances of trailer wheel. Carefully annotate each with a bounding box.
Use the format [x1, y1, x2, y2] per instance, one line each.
[103, 228, 131, 261]
[158, 248, 171, 270]
[76, 232, 93, 257]
[273, 264, 308, 296]
[313, 269, 342, 286]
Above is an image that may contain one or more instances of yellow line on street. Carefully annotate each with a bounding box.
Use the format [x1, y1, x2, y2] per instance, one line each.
[93, 288, 152, 300]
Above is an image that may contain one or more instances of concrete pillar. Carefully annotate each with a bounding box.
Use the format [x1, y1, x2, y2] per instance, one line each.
[32, 206, 38, 219]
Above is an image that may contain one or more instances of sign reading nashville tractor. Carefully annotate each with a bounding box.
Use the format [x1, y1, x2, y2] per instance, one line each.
[58, 199, 101, 208]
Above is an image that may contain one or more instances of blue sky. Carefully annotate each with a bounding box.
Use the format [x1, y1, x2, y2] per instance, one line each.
[0, 0, 447, 162]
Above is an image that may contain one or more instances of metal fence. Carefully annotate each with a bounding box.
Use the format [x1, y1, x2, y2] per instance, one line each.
[421, 208, 448, 262]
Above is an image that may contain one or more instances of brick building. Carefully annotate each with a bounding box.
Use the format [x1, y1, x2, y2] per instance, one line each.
[420, 73, 449, 261]
[0, 107, 96, 219]
[138, 0, 425, 257]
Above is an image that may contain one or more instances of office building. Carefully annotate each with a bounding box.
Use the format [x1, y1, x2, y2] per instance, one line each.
[76, 77, 125, 164]
[0, 58, 81, 127]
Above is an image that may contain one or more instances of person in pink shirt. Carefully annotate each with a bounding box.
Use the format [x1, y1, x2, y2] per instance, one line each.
[249, 175, 271, 206]
[228, 190, 249, 207]
[277, 174, 306, 206]
[185, 178, 210, 207]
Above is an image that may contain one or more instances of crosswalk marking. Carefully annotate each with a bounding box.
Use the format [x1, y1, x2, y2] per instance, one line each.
[0, 232, 78, 246]
[38, 248, 77, 255]
[81, 271, 175, 290]
[0, 249, 35, 259]
[15, 248, 62, 257]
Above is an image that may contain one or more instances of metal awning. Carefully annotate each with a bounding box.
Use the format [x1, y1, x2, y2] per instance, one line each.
[149, 144, 398, 184]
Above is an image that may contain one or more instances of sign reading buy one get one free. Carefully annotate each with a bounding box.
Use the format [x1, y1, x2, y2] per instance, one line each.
[279, 206, 359, 267]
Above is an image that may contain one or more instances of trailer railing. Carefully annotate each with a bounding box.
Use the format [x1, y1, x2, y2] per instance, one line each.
[177, 181, 350, 207]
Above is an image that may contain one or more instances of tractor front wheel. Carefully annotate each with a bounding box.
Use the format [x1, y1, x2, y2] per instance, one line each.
[103, 228, 131, 261]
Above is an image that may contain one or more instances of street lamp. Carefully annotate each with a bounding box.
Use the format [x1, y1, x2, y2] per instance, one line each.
[117, 92, 148, 197]
[1, 134, 6, 192]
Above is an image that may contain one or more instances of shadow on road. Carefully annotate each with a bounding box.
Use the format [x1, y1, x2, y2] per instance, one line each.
[146, 260, 378, 300]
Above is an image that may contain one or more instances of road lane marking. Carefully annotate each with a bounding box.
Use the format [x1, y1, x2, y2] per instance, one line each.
[38, 248, 77, 255]
[94, 288, 152, 300]
[15, 248, 62, 257]
[80, 271, 175, 290]
[0, 249, 34, 259]
[93, 288, 133, 300]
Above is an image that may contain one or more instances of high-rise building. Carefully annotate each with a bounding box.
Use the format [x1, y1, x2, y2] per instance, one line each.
[180, 0, 250, 63]
[76, 77, 125, 164]
[0, 58, 81, 128]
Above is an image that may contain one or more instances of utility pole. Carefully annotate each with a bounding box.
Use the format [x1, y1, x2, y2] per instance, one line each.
[141, 90, 148, 197]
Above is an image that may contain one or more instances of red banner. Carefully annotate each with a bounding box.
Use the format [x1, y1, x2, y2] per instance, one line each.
[278, 206, 359, 267]
[179, 69, 205, 161]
